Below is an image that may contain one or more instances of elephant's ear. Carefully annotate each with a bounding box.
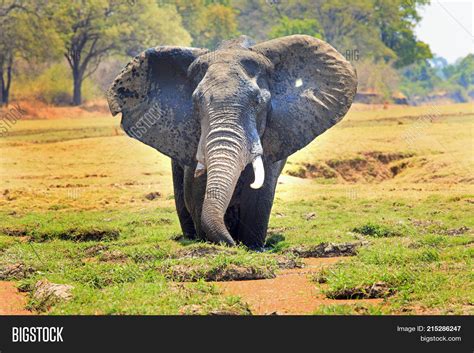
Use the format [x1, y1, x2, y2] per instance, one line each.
[251, 35, 357, 161]
[107, 46, 208, 166]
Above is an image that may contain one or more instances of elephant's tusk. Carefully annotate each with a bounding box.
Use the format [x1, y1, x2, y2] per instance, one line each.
[194, 162, 206, 178]
[250, 155, 264, 189]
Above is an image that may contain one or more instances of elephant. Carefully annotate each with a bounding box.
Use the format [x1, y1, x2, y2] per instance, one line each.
[107, 35, 357, 249]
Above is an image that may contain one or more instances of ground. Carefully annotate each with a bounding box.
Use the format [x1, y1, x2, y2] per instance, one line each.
[0, 102, 472, 315]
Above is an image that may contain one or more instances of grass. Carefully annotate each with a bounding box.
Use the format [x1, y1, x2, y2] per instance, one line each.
[0, 102, 472, 315]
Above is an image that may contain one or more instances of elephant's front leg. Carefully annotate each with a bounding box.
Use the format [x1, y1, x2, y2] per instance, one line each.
[183, 165, 207, 240]
[171, 160, 196, 239]
[237, 159, 286, 249]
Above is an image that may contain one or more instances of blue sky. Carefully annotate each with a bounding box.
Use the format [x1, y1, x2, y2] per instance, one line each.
[415, 0, 473, 63]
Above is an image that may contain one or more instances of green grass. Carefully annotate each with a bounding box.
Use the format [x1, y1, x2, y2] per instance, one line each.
[1, 192, 472, 314]
[316, 232, 473, 314]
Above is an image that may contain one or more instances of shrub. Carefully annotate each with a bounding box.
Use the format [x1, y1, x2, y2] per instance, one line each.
[12, 63, 100, 105]
[353, 222, 400, 237]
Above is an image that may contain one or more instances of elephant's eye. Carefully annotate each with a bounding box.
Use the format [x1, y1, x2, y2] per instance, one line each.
[241, 59, 260, 78]
[254, 92, 267, 111]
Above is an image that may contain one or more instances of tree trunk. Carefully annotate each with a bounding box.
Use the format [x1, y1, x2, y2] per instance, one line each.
[0, 68, 4, 107]
[0, 62, 12, 107]
[72, 71, 82, 106]
[4, 58, 12, 106]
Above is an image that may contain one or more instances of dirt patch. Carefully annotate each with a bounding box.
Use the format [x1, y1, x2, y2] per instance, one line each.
[31, 279, 73, 312]
[0, 226, 29, 237]
[126, 218, 172, 226]
[411, 219, 444, 228]
[444, 226, 470, 236]
[144, 192, 161, 201]
[284, 241, 366, 258]
[275, 255, 303, 269]
[161, 264, 275, 282]
[83, 244, 109, 256]
[1, 227, 119, 242]
[217, 258, 382, 315]
[0, 263, 35, 280]
[287, 162, 337, 179]
[58, 228, 119, 242]
[326, 282, 394, 299]
[0, 282, 32, 315]
[288, 151, 415, 182]
[411, 219, 471, 236]
[179, 303, 252, 315]
[45, 228, 119, 242]
[173, 245, 237, 259]
[99, 250, 128, 263]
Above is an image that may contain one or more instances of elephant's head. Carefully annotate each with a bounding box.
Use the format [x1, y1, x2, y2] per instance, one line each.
[107, 35, 357, 245]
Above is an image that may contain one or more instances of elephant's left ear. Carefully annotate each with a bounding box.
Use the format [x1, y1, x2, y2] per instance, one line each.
[251, 35, 357, 162]
[107, 46, 208, 166]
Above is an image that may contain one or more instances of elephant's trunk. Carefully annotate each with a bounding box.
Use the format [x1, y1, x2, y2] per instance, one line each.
[200, 107, 262, 245]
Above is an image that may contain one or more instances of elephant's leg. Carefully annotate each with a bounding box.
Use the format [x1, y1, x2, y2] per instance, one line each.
[171, 160, 196, 239]
[183, 165, 207, 240]
[237, 159, 286, 249]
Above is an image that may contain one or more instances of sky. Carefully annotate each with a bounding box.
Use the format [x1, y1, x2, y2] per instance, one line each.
[415, 0, 474, 63]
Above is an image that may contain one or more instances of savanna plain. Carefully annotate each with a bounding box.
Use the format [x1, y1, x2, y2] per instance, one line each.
[0, 102, 472, 315]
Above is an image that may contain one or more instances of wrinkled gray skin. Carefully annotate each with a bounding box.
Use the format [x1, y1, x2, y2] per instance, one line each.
[107, 35, 357, 249]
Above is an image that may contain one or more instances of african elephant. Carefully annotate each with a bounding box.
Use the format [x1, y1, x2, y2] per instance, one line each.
[107, 35, 357, 249]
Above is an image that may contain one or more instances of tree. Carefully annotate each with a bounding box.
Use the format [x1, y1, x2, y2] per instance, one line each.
[373, 0, 432, 67]
[46, 0, 191, 106]
[194, 4, 239, 48]
[444, 54, 474, 89]
[232, 0, 284, 41]
[176, 1, 239, 49]
[233, 0, 432, 67]
[269, 16, 323, 39]
[0, 1, 59, 106]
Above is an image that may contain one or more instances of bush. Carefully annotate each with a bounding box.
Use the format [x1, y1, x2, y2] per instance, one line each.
[352, 222, 400, 237]
[12, 62, 100, 105]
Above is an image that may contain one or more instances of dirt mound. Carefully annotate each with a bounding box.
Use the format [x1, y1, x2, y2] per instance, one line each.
[0, 263, 35, 280]
[287, 152, 415, 182]
[179, 303, 252, 315]
[161, 263, 275, 282]
[173, 245, 237, 259]
[51, 228, 119, 242]
[83, 244, 109, 256]
[326, 282, 394, 299]
[410, 219, 471, 236]
[284, 241, 367, 258]
[287, 162, 337, 179]
[0, 226, 29, 237]
[1, 226, 119, 242]
[144, 192, 161, 201]
[444, 226, 470, 236]
[99, 250, 128, 263]
[126, 218, 172, 226]
[32, 279, 73, 312]
[275, 255, 303, 269]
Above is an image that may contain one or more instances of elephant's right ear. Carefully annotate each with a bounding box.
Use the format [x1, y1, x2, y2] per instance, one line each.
[107, 46, 208, 166]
